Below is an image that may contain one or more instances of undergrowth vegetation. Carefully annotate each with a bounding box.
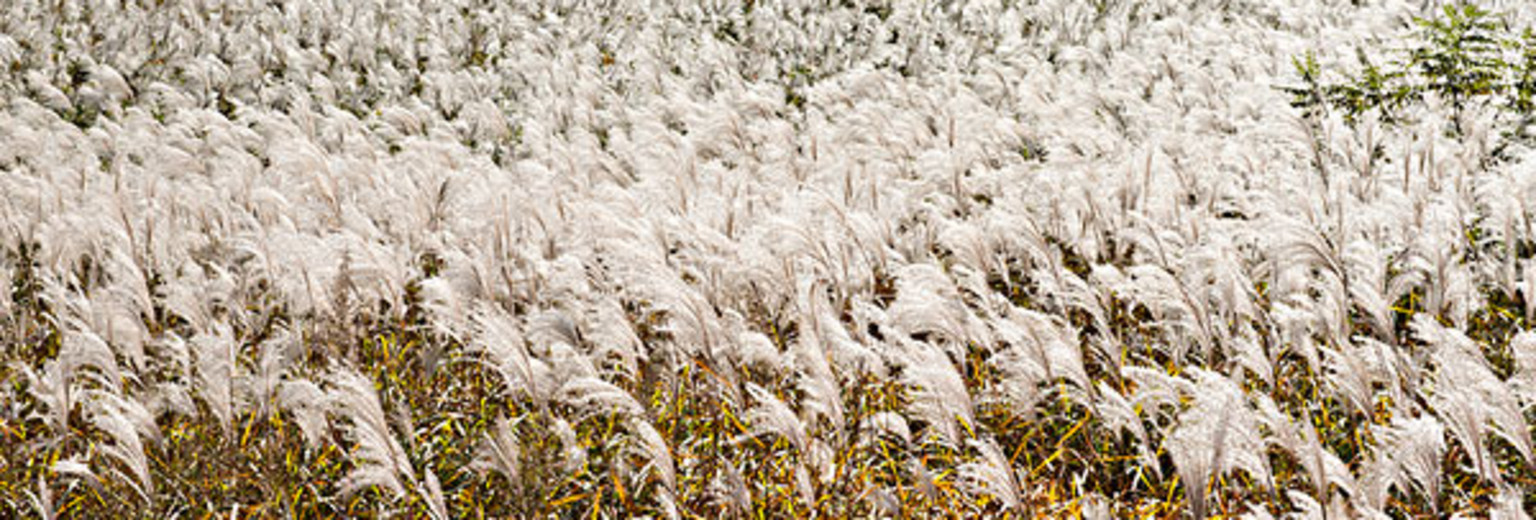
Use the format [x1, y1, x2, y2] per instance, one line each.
[1, 0, 1535, 518]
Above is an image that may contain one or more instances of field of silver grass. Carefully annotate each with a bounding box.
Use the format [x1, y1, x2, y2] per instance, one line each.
[1, 0, 1535, 517]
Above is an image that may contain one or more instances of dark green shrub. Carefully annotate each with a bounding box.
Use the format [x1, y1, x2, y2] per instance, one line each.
[1284, 3, 1534, 138]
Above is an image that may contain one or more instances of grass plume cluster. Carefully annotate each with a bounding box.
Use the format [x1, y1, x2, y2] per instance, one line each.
[1, 0, 1535, 518]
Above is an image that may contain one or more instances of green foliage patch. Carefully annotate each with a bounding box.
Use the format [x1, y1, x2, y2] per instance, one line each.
[1286, 3, 1536, 140]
